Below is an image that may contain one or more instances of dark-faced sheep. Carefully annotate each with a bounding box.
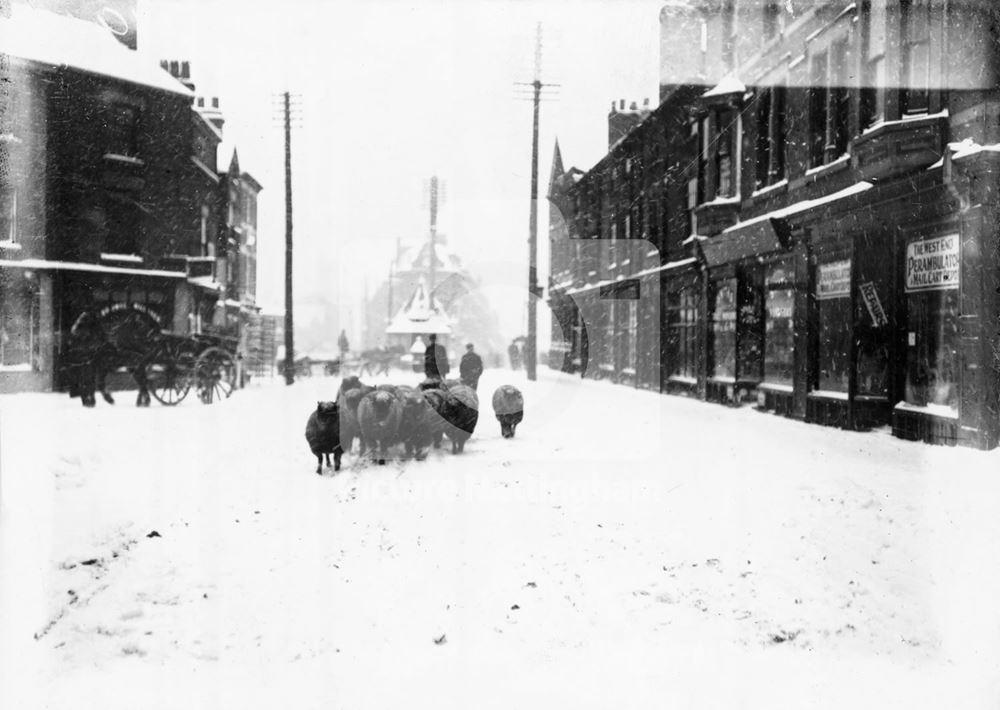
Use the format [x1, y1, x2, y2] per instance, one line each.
[397, 386, 436, 460]
[491, 385, 524, 439]
[442, 383, 479, 454]
[358, 388, 403, 464]
[305, 401, 342, 474]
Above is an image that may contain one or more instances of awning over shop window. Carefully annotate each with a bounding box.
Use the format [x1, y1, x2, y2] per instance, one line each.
[701, 217, 791, 267]
[701, 181, 874, 268]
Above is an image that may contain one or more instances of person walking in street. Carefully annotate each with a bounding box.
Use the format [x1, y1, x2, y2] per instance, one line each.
[459, 342, 484, 391]
[424, 333, 450, 380]
[508, 340, 521, 371]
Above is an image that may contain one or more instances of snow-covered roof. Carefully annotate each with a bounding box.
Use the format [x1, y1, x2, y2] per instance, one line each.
[187, 276, 224, 291]
[701, 75, 746, 99]
[386, 279, 452, 335]
[1, 5, 192, 97]
[721, 181, 874, 236]
[0, 258, 185, 279]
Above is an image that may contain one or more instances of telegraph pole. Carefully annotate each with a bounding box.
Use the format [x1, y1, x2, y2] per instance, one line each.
[516, 23, 559, 381]
[274, 91, 301, 385]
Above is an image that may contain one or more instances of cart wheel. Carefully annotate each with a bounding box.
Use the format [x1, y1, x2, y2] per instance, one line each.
[146, 341, 196, 406]
[195, 346, 237, 404]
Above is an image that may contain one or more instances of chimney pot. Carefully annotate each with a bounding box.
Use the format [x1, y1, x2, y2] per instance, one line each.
[160, 60, 168, 70]
[630, 101, 638, 110]
[620, 99, 625, 110]
[181, 61, 190, 79]
[643, 97, 650, 107]
[212, 97, 219, 109]
[169, 60, 179, 77]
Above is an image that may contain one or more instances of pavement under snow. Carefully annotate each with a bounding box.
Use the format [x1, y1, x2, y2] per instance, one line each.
[2, 367, 1000, 709]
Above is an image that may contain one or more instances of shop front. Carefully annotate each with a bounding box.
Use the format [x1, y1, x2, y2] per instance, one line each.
[701, 217, 791, 406]
[892, 227, 964, 445]
[662, 263, 701, 396]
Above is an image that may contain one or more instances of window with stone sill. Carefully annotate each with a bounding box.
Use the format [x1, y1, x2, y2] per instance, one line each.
[901, 0, 931, 115]
[808, 37, 850, 169]
[860, 0, 888, 127]
[105, 103, 140, 158]
[755, 84, 787, 189]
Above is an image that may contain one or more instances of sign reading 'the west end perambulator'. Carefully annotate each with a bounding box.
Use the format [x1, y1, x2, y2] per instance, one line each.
[905, 234, 960, 292]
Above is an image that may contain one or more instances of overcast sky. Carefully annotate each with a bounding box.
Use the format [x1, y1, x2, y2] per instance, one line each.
[138, 0, 663, 346]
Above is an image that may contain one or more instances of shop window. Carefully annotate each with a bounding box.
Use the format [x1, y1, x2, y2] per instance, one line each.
[626, 301, 638, 372]
[816, 259, 852, 392]
[0, 274, 41, 369]
[755, 84, 786, 189]
[737, 274, 764, 382]
[861, 0, 887, 126]
[671, 287, 698, 379]
[712, 278, 738, 379]
[604, 300, 615, 369]
[903, 234, 960, 409]
[105, 103, 139, 157]
[901, 0, 931, 114]
[764, 262, 794, 385]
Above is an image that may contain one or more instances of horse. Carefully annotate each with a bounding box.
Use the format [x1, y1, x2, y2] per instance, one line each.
[65, 308, 158, 407]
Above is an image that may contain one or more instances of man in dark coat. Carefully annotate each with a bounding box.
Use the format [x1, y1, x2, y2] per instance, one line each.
[459, 343, 484, 391]
[424, 333, 450, 380]
[508, 341, 521, 371]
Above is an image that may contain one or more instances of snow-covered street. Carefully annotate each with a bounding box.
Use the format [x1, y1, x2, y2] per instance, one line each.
[3, 367, 1000, 709]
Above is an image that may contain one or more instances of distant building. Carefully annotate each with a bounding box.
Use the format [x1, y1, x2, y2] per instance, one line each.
[364, 237, 504, 360]
[549, 0, 1000, 449]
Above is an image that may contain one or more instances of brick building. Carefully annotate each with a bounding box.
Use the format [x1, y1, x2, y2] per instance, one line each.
[549, 0, 1000, 449]
[0, 5, 262, 393]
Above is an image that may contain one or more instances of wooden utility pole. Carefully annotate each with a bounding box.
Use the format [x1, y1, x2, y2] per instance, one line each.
[273, 91, 301, 384]
[282, 91, 295, 385]
[516, 24, 559, 381]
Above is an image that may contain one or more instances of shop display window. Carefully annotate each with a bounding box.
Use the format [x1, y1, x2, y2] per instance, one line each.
[669, 286, 698, 379]
[763, 261, 794, 385]
[712, 278, 737, 379]
[816, 259, 851, 392]
[903, 234, 960, 409]
[0, 274, 40, 369]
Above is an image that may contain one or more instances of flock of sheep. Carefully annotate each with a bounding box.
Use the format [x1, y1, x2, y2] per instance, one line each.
[305, 376, 525, 474]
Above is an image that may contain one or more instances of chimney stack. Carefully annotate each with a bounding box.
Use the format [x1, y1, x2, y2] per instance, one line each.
[608, 97, 652, 148]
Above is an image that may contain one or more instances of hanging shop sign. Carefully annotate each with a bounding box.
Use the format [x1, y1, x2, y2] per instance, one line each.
[858, 281, 888, 327]
[817, 259, 851, 300]
[905, 234, 960, 292]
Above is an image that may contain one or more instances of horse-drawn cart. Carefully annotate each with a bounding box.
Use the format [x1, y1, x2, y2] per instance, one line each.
[143, 332, 239, 406]
[65, 305, 239, 407]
